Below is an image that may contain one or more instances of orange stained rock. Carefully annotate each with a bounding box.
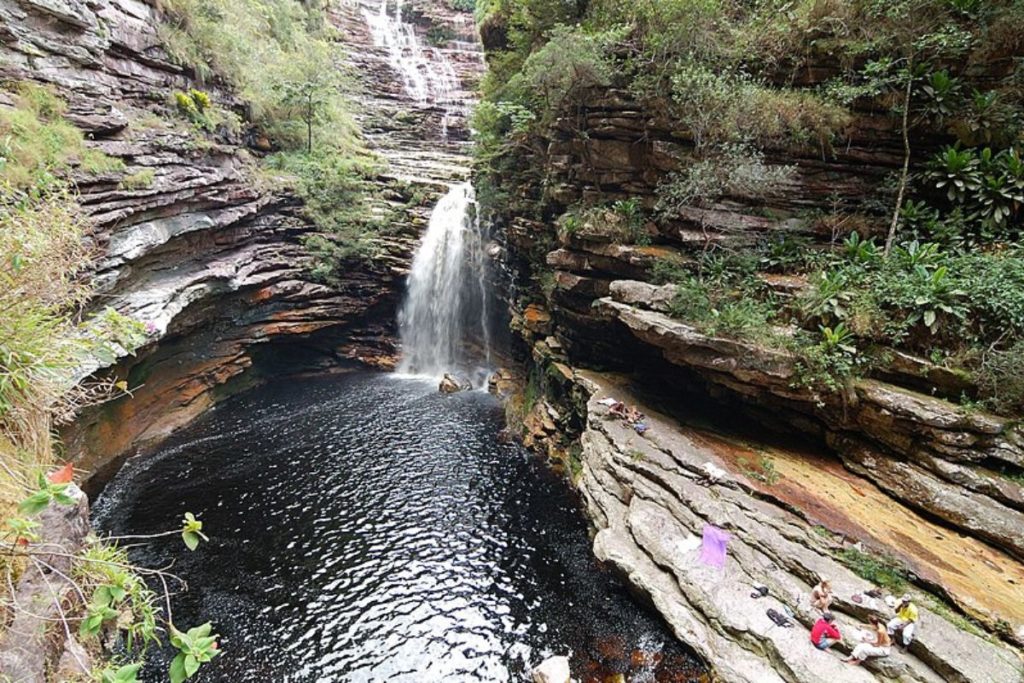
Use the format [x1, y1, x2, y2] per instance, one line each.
[249, 285, 276, 303]
[633, 245, 679, 258]
[523, 304, 551, 323]
[688, 428, 1024, 631]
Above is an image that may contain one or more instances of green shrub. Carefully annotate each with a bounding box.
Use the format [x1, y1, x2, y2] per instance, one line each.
[171, 89, 241, 135]
[957, 253, 1024, 341]
[838, 546, 909, 592]
[656, 143, 796, 217]
[760, 234, 817, 273]
[119, 168, 156, 190]
[795, 236, 1024, 370]
[267, 150, 386, 273]
[790, 325, 866, 393]
[975, 341, 1024, 414]
[669, 63, 849, 151]
[666, 270, 778, 341]
[649, 256, 691, 285]
[709, 298, 777, 339]
[667, 274, 713, 322]
[509, 23, 622, 124]
[0, 84, 122, 193]
[925, 145, 1024, 237]
[559, 200, 651, 245]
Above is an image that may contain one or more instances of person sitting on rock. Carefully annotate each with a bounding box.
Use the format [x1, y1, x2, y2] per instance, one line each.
[608, 401, 628, 419]
[887, 594, 919, 647]
[844, 616, 891, 665]
[811, 579, 833, 612]
[810, 611, 842, 650]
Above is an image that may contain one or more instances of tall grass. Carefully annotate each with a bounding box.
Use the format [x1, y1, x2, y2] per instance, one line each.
[0, 86, 144, 516]
[0, 83, 123, 194]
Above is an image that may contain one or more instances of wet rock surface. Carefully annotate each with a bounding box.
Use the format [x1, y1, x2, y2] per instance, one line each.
[439, 372, 471, 393]
[592, 293, 1024, 563]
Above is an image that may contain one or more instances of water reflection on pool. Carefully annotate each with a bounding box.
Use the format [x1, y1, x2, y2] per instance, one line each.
[95, 372, 705, 682]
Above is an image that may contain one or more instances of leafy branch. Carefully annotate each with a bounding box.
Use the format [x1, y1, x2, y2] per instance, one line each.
[1, 466, 218, 683]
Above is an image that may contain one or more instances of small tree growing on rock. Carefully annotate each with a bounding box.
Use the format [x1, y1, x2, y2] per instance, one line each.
[277, 75, 331, 154]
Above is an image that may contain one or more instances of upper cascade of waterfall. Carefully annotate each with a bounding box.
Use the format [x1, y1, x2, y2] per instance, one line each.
[397, 182, 492, 385]
[362, 0, 467, 137]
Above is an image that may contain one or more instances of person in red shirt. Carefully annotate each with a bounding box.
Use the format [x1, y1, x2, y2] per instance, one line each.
[810, 611, 842, 650]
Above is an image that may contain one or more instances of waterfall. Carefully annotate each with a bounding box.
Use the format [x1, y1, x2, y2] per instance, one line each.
[363, 1, 491, 383]
[362, 0, 464, 137]
[397, 182, 492, 385]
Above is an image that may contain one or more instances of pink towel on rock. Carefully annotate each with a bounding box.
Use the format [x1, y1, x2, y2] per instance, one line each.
[700, 524, 731, 568]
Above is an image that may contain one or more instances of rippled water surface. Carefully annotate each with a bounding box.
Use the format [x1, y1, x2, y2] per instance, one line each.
[95, 372, 703, 682]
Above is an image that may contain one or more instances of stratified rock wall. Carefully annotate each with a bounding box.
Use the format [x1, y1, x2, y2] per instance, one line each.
[493, 59, 1024, 663]
[499, 78, 1024, 564]
[0, 0, 482, 479]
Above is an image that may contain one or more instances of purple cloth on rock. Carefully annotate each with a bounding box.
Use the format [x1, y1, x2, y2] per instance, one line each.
[700, 524, 731, 568]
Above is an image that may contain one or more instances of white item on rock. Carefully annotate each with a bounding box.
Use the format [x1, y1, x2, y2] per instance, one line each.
[532, 655, 571, 683]
[701, 462, 728, 482]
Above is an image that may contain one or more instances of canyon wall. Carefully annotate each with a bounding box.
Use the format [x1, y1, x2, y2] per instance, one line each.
[502, 80, 1024, 561]
[484, 39, 1024, 678]
[0, 0, 482, 483]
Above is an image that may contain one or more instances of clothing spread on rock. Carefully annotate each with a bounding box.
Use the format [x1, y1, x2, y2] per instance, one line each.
[852, 641, 891, 661]
[699, 524, 730, 568]
[810, 619, 840, 646]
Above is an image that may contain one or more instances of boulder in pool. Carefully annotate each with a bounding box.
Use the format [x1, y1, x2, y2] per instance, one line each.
[439, 373, 469, 394]
[531, 655, 570, 683]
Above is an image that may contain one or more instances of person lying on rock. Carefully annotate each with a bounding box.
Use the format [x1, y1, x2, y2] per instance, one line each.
[811, 579, 833, 612]
[844, 616, 892, 665]
[608, 402, 645, 428]
[810, 611, 842, 651]
[887, 594, 919, 647]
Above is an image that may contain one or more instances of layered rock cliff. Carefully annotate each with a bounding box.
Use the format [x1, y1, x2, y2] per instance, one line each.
[499, 84, 1024, 573]
[0, 0, 482, 483]
[480, 14, 1024, 681]
[573, 369, 1023, 683]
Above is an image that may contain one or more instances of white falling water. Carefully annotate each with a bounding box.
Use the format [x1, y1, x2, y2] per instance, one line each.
[362, 0, 465, 137]
[397, 182, 491, 384]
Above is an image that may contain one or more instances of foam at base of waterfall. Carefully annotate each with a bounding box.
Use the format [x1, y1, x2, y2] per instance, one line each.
[391, 367, 494, 392]
[396, 182, 493, 386]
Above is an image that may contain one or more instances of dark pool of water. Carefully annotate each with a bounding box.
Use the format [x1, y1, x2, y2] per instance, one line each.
[94, 372, 704, 682]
